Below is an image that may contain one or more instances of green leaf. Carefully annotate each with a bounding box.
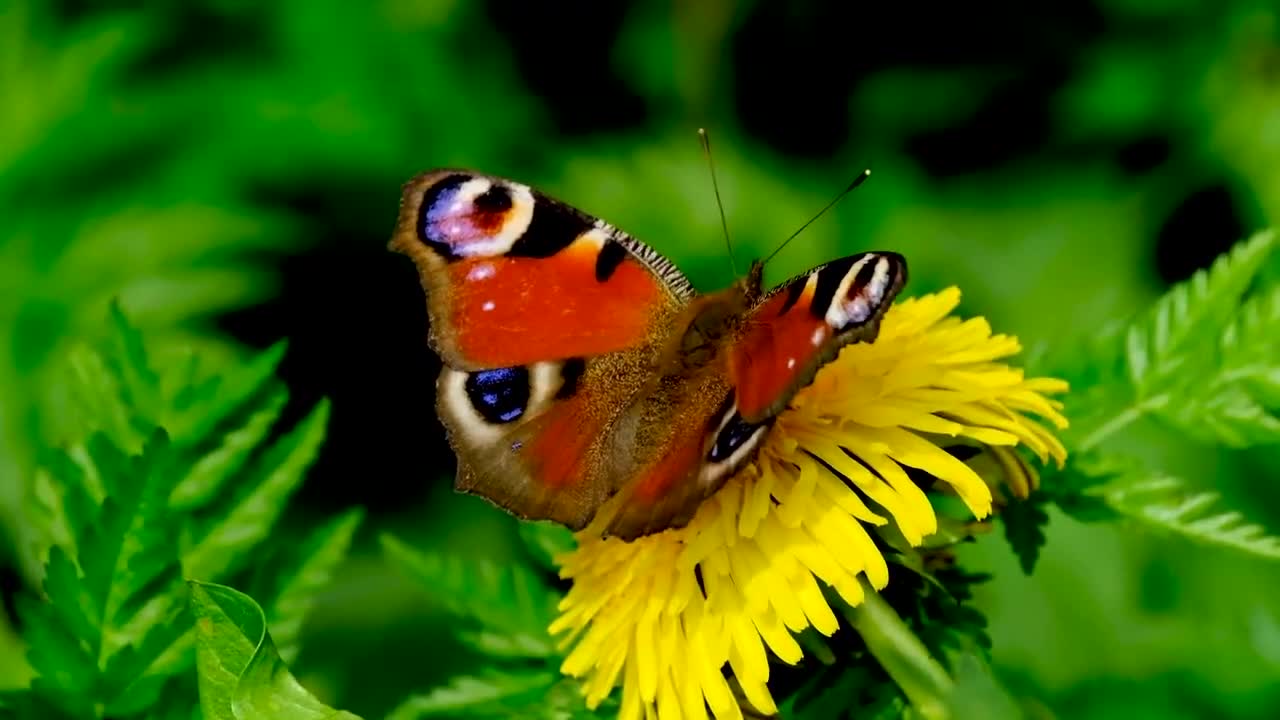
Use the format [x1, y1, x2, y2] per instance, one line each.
[184, 399, 331, 581]
[169, 387, 288, 511]
[1124, 229, 1274, 398]
[251, 508, 365, 664]
[1074, 230, 1277, 451]
[380, 534, 558, 658]
[1070, 453, 1280, 560]
[20, 430, 189, 716]
[385, 670, 559, 720]
[999, 493, 1051, 575]
[188, 581, 363, 720]
[1102, 471, 1280, 560]
[1156, 285, 1280, 446]
[19, 309, 336, 718]
[517, 520, 577, 570]
[170, 341, 288, 442]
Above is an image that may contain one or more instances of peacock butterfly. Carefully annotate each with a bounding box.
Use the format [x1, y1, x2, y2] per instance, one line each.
[389, 169, 906, 540]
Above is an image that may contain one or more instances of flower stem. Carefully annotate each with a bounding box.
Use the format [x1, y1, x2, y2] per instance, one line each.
[844, 580, 954, 720]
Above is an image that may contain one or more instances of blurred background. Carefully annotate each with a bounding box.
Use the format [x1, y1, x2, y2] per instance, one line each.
[2, 0, 1279, 717]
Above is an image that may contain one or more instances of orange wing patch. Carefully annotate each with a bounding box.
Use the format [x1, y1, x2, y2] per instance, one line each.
[522, 392, 597, 490]
[444, 234, 671, 367]
[729, 278, 830, 421]
[728, 252, 907, 423]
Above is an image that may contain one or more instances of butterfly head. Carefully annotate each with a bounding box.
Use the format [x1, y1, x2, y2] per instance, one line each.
[739, 259, 766, 303]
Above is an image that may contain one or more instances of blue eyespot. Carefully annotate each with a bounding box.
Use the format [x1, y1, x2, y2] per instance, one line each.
[464, 367, 529, 424]
[708, 410, 762, 463]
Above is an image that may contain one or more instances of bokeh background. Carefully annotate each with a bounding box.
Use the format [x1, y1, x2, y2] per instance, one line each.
[2, 0, 1279, 717]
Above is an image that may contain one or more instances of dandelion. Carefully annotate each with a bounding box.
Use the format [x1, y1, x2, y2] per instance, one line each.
[549, 287, 1069, 720]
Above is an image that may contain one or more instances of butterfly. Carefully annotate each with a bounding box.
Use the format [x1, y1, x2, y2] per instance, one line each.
[389, 170, 907, 540]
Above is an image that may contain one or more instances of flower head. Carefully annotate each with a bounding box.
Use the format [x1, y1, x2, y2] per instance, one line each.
[550, 287, 1069, 720]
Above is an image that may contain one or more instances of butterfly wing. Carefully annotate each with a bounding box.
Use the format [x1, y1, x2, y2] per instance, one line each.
[730, 252, 907, 423]
[592, 252, 908, 539]
[389, 170, 695, 370]
[391, 170, 696, 530]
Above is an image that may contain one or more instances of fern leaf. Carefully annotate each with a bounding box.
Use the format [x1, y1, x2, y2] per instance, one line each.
[169, 387, 288, 510]
[1223, 286, 1280, 405]
[385, 671, 559, 720]
[104, 301, 163, 438]
[1102, 473, 1280, 559]
[169, 340, 288, 442]
[20, 430, 189, 716]
[1066, 230, 1278, 454]
[183, 399, 331, 581]
[1125, 229, 1274, 398]
[250, 507, 365, 664]
[1137, 284, 1280, 446]
[1068, 453, 1280, 560]
[380, 534, 558, 658]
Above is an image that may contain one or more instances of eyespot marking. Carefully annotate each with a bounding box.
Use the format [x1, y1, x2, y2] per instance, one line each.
[464, 367, 530, 424]
[417, 176, 534, 258]
[708, 409, 763, 463]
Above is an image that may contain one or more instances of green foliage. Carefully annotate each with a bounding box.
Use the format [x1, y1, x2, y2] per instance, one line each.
[18, 431, 186, 718]
[0, 0, 297, 570]
[10, 309, 359, 718]
[1048, 231, 1280, 560]
[189, 581, 362, 720]
[1063, 455, 1280, 560]
[377, 533, 610, 719]
[999, 492, 1052, 575]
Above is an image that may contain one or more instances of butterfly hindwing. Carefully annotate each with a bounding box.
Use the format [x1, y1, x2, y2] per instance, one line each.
[729, 252, 907, 423]
[389, 170, 694, 370]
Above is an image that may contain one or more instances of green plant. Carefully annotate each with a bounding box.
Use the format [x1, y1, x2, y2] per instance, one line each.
[5, 308, 361, 718]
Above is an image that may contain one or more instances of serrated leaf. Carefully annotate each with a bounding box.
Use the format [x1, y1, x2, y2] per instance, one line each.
[380, 534, 557, 658]
[188, 581, 363, 720]
[252, 508, 365, 664]
[40, 545, 98, 645]
[22, 430, 188, 707]
[77, 432, 183, 661]
[1125, 230, 1274, 397]
[170, 387, 288, 510]
[170, 341, 287, 441]
[183, 399, 330, 581]
[385, 670, 559, 720]
[16, 594, 97, 709]
[999, 494, 1050, 575]
[1100, 471, 1280, 560]
[104, 301, 163, 439]
[1163, 284, 1280, 446]
[1073, 231, 1277, 453]
[66, 342, 137, 450]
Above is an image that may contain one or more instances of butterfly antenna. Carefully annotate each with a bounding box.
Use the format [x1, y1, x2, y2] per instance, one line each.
[762, 169, 872, 266]
[699, 128, 740, 278]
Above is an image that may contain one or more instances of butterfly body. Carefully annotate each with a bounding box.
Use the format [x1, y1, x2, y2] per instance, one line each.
[391, 170, 906, 539]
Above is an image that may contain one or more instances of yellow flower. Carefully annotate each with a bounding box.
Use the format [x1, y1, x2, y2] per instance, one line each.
[549, 287, 1069, 720]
